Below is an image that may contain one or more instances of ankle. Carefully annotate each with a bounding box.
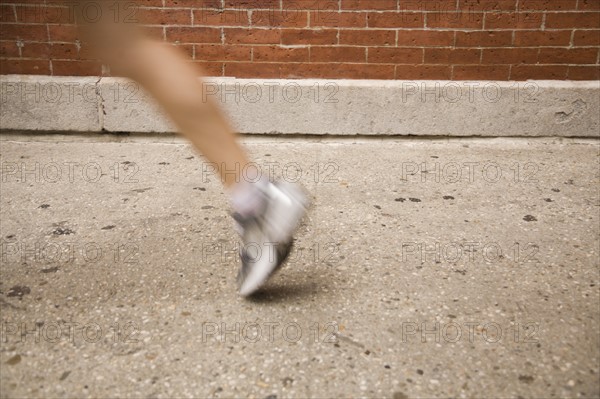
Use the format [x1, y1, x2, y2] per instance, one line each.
[227, 177, 269, 219]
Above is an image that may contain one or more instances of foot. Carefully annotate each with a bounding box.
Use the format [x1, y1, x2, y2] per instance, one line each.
[233, 180, 310, 297]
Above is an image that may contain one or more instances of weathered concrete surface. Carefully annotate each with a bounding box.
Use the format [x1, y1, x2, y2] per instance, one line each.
[0, 75, 101, 132]
[0, 133, 598, 399]
[2, 75, 599, 137]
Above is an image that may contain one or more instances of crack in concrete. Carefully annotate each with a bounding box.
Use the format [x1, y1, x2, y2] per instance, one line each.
[95, 75, 107, 132]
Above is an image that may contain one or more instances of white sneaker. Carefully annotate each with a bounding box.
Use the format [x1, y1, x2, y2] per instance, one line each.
[233, 180, 310, 297]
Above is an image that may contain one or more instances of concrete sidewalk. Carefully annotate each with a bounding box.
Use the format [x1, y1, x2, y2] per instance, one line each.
[0, 133, 598, 399]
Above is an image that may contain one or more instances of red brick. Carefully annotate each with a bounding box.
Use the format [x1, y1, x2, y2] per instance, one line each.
[312, 11, 367, 28]
[52, 60, 102, 76]
[195, 44, 252, 61]
[253, 45, 309, 62]
[511, 64, 568, 80]
[538, 48, 598, 64]
[482, 48, 539, 64]
[0, 41, 19, 57]
[281, 28, 337, 45]
[427, 12, 483, 29]
[459, 0, 517, 12]
[424, 48, 481, 64]
[368, 47, 423, 63]
[283, 62, 396, 79]
[398, 30, 454, 46]
[514, 30, 572, 46]
[167, 27, 221, 43]
[485, 12, 543, 29]
[573, 30, 600, 46]
[193, 9, 248, 26]
[545, 12, 600, 29]
[0, 0, 597, 82]
[401, 0, 458, 12]
[165, 0, 221, 8]
[518, 0, 577, 11]
[579, 0, 600, 11]
[396, 64, 452, 79]
[1, 5, 16, 23]
[226, 28, 282, 44]
[137, 8, 192, 25]
[367, 12, 424, 28]
[568, 65, 600, 79]
[455, 31, 513, 47]
[14, 5, 44, 24]
[342, 0, 397, 11]
[48, 24, 80, 42]
[0, 23, 48, 41]
[252, 10, 309, 27]
[0, 59, 50, 74]
[15, 4, 73, 24]
[453, 65, 510, 79]
[50, 43, 80, 60]
[340, 29, 395, 46]
[224, 61, 284, 78]
[311, 46, 366, 62]
[20, 42, 50, 59]
[283, 0, 338, 11]
[226, 0, 280, 9]
[21, 42, 81, 60]
[131, 0, 164, 6]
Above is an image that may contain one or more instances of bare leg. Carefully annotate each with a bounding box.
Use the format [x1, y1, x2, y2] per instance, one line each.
[76, 2, 249, 188]
[114, 39, 250, 188]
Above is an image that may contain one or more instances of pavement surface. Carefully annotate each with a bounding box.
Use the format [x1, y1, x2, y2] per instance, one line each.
[0, 133, 598, 399]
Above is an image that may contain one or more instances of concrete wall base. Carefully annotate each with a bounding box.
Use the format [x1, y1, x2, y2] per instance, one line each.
[1, 75, 598, 137]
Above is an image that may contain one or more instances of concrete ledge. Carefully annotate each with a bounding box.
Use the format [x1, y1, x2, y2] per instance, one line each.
[0, 75, 101, 132]
[1, 75, 599, 137]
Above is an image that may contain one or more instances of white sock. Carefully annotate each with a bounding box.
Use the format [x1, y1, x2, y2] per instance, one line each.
[227, 176, 269, 219]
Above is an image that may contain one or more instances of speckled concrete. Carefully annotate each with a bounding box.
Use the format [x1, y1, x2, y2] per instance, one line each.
[0, 133, 598, 399]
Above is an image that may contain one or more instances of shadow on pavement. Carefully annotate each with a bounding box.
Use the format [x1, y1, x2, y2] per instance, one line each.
[247, 280, 321, 303]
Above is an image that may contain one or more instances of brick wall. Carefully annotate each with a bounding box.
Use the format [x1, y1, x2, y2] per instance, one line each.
[0, 0, 599, 80]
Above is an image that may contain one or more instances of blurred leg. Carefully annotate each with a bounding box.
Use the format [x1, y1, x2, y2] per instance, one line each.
[75, 1, 249, 188]
[110, 38, 251, 189]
